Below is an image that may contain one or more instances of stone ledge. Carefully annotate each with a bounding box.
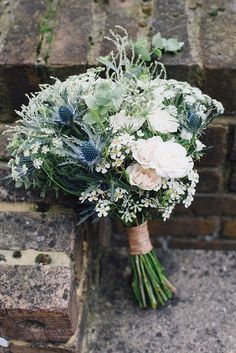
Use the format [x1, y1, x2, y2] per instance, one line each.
[88, 247, 236, 353]
[0, 265, 78, 343]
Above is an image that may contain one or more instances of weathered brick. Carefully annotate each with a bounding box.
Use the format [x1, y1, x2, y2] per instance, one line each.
[152, 0, 200, 84]
[230, 165, 236, 191]
[0, 164, 77, 207]
[198, 124, 228, 167]
[149, 216, 219, 238]
[230, 127, 236, 161]
[0, 165, 42, 203]
[190, 194, 236, 217]
[0, 124, 12, 161]
[222, 218, 236, 238]
[0, 265, 78, 343]
[197, 168, 223, 193]
[100, 0, 141, 58]
[111, 216, 219, 244]
[199, 2, 236, 112]
[0, 1, 47, 120]
[168, 238, 236, 251]
[47, 0, 92, 68]
[0, 212, 76, 254]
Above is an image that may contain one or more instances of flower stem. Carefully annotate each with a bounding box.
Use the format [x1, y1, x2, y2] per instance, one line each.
[129, 249, 176, 309]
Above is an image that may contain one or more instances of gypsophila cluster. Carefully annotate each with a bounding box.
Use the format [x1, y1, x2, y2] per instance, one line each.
[5, 27, 224, 226]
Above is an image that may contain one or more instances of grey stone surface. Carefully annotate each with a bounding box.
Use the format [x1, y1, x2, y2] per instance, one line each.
[0, 212, 76, 253]
[88, 248, 236, 353]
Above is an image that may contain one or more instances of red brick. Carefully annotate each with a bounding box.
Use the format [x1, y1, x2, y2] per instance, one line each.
[190, 194, 236, 217]
[198, 124, 228, 167]
[149, 217, 219, 238]
[229, 165, 236, 191]
[230, 127, 236, 161]
[168, 238, 236, 251]
[197, 168, 223, 193]
[222, 219, 236, 238]
[111, 216, 219, 240]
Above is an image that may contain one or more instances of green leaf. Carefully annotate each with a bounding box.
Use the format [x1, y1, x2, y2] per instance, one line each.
[134, 41, 151, 62]
[82, 111, 97, 125]
[98, 56, 117, 71]
[153, 48, 162, 59]
[163, 38, 184, 52]
[208, 5, 220, 16]
[151, 32, 164, 49]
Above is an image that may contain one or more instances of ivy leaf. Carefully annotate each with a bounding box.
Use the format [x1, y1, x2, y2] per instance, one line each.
[163, 38, 184, 52]
[151, 32, 164, 49]
[153, 48, 162, 59]
[134, 40, 151, 62]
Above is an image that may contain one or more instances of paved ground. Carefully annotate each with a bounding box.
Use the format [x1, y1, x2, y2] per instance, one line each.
[87, 248, 236, 353]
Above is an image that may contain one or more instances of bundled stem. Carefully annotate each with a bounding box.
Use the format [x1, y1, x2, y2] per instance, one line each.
[126, 222, 176, 309]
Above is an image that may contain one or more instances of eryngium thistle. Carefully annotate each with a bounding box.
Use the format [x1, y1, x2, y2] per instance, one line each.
[58, 105, 74, 124]
[79, 141, 101, 165]
[187, 111, 202, 132]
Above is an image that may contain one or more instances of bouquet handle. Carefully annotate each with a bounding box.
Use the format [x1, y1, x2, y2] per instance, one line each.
[126, 221, 176, 309]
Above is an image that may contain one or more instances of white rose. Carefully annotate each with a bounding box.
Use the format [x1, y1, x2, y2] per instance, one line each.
[109, 110, 144, 132]
[148, 107, 179, 133]
[153, 141, 193, 178]
[132, 136, 163, 169]
[126, 163, 162, 191]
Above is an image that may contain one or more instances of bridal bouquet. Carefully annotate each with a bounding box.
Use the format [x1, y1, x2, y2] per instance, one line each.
[6, 27, 224, 309]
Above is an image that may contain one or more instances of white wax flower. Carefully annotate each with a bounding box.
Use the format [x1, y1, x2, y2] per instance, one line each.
[196, 140, 205, 152]
[109, 110, 144, 132]
[180, 129, 192, 140]
[148, 107, 179, 133]
[153, 141, 194, 178]
[126, 163, 162, 191]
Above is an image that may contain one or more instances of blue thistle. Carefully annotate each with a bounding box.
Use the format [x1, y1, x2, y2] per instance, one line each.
[187, 111, 202, 132]
[79, 141, 101, 165]
[58, 105, 74, 124]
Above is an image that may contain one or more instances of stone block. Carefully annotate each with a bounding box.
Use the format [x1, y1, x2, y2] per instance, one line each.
[0, 212, 76, 254]
[47, 0, 92, 68]
[0, 265, 78, 343]
[199, 1, 236, 112]
[0, 0, 47, 118]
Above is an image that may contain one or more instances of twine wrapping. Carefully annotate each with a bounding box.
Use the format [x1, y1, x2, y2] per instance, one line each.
[126, 221, 153, 255]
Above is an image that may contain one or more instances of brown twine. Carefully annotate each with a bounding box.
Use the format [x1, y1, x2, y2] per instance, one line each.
[126, 221, 153, 255]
